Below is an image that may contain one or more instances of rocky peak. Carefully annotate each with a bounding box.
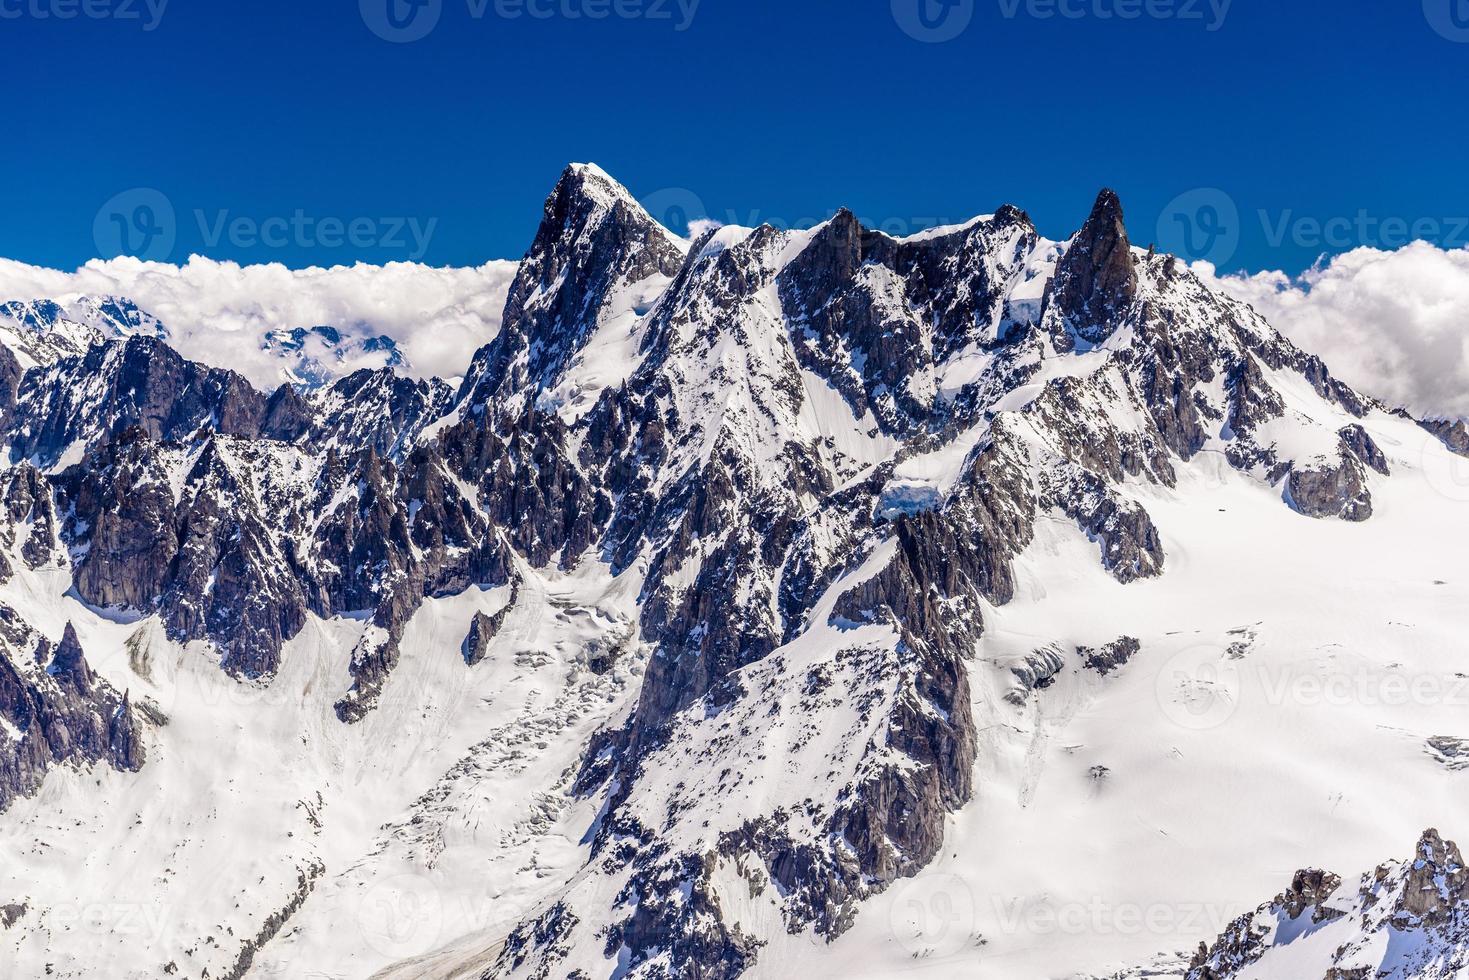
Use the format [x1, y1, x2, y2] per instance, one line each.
[1044, 187, 1139, 348]
[0, 296, 167, 368]
[455, 163, 687, 413]
[1185, 830, 1469, 979]
[1399, 828, 1468, 925]
[8, 335, 270, 467]
[46, 623, 93, 694]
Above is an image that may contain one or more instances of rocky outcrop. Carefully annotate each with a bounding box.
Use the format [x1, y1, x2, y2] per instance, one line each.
[1078, 636, 1140, 676]
[462, 584, 517, 667]
[457, 162, 686, 414]
[1340, 423, 1390, 475]
[1043, 188, 1138, 349]
[8, 336, 268, 467]
[0, 618, 146, 812]
[303, 367, 454, 459]
[1184, 830, 1469, 980]
[1422, 417, 1469, 457]
[1287, 453, 1373, 522]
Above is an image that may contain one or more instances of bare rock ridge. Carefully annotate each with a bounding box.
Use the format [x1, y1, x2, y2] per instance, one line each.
[0, 618, 144, 811]
[0, 164, 1449, 980]
[1185, 830, 1469, 979]
[1044, 187, 1139, 349]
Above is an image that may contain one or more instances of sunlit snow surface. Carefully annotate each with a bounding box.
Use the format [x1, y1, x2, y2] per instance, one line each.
[3, 412, 1441, 979]
[3, 193, 1469, 980]
[0, 550, 648, 980]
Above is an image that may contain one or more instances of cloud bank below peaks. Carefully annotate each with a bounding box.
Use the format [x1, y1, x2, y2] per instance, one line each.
[1196, 241, 1469, 421]
[0, 255, 519, 391]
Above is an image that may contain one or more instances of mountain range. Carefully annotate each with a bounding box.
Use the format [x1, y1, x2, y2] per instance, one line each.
[1, 163, 1466, 980]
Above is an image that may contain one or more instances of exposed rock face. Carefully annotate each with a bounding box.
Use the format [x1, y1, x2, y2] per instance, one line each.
[1422, 417, 1469, 457]
[1340, 423, 1390, 475]
[303, 367, 454, 459]
[8, 336, 268, 466]
[0, 168, 1440, 978]
[1185, 830, 1469, 980]
[1287, 453, 1373, 522]
[457, 162, 687, 414]
[0, 616, 145, 812]
[1078, 636, 1141, 676]
[1043, 188, 1139, 349]
[462, 584, 516, 667]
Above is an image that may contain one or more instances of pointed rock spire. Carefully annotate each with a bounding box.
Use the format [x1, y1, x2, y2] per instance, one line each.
[457, 163, 687, 412]
[48, 623, 94, 694]
[1045, 188, 1139, 347]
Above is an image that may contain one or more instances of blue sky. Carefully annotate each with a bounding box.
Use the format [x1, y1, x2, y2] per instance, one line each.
[2, 0, 1466, 273]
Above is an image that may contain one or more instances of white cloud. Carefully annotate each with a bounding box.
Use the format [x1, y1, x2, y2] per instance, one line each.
[1196, 242, 1469, 420]
[686, 218, 724, 240]
[0, 255, 519, 391]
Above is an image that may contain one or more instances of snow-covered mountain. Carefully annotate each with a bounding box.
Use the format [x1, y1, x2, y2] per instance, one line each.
[0, 164, 1466, 980]
[0, 295, 168, 368]
[260, 325, 406, 388]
